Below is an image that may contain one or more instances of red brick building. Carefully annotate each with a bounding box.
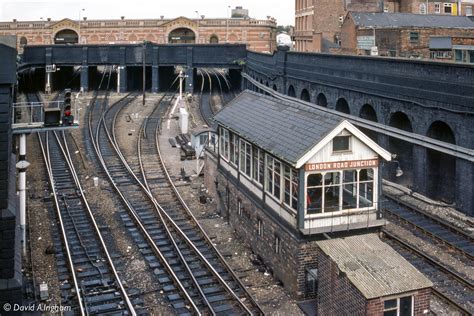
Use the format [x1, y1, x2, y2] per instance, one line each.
[0, 14, 276, 53]
[340, 12, 474, 58]
[317, 234, 432, 315]
[293, 0, 474, 53]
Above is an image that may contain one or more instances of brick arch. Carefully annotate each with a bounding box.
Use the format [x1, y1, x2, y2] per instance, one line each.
[426, 120, 456, 203]
[106, 34, 116, 42]
[228, 33, 239, 43]
[166, 26, 199, 43]
[53, 28, 79, 44]
[128, 34, 138, 42]
[90, 34, 99, 43]
[145, 34, 155, 42]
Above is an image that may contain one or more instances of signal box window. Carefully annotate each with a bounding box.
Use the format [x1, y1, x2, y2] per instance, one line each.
[333, 135, 351, 152]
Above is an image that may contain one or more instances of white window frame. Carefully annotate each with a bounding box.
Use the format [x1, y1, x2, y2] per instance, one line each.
[434, 2, 441, 14]
[239, 139, 252, 178]
[304, 168, 377, 218]
[383, 295, 414, 316]
[252, 146, 264, 187]
[219, 127, 230, 161]
[332, 132, 352, 153]
[238, 200, 243, 216]
[466, 6, 472, 16]
[419, 3, 427, 14]
[283, 165, 299, 210]
[444, 3, 452, 14]
[257, 219, 263, 237]
[265, 154, 282, 201]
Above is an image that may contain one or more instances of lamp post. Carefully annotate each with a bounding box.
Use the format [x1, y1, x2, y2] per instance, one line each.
[78, 8, 85, 44]
[142, 40, 146, 105]
[40, 17, 44, 44]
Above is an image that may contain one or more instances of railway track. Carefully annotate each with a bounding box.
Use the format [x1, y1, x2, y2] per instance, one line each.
[134, 95, 264, 315]
[384, 195, 474, 260]
[382, 230, 473, 315]
[88, 92, 204, 314]
[198, 68, 236, 127]
[37, 129, 138, 315]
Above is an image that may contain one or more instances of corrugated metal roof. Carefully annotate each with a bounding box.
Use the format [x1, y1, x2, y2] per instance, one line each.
[351, 12, 474, 29]
[317, 234, 433, 299]
[213, 90, 343, 165]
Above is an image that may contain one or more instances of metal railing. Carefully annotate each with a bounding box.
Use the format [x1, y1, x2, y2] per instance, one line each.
[12, 100, 80, 130]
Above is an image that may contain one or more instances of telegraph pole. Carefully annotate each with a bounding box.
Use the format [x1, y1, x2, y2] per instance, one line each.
[142, 41, 146, 105]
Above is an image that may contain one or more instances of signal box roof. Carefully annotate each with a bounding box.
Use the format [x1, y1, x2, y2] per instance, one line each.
[213, 90, 391, 167]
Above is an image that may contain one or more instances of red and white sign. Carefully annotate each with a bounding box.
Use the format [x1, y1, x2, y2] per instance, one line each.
[305, 158, 378, 172]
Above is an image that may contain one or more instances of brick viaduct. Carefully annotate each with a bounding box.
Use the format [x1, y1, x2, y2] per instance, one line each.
[245, 47, 474, 215]
[20, 44, 474, 215]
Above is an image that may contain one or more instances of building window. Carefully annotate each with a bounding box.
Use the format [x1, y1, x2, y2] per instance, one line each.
[444, 3, 452, 14]
[342, 169, 357, 210]
[419, 3, 426, 14]
[275, 235, 281, 254]
[306, 168, 375, 214]
[333, 135, 351, 152]
[284, 165, 299, 210]
[257, 219, 263, 237]
[239, 139, 252, 177]
[383, 295, 413, 316]
[265, 155, 281, 200]
[409, 32, 419, 43]
[219, 127, 230, 160]
[238, 199, 243, 216]
[466, 6, 472, 16]
[228, 133, 239, 166]
[305, 268, 318, 297]
[434, 3, 441, 14]
[359, 169, 374, 208]
[252, 146, 264, 186]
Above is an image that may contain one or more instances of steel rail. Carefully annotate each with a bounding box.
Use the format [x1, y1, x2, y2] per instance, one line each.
[56, 130, 137, 315]
[110, 96, 255, 315]
[136, 98, 216, 316]
[383, 230, 473, 315]
[151, 100, 264, 315]
[384, 195, 473, 261]
[89, 93, 201, 315]
[37, 132, 85, 316]
[242, 73, 474, 162]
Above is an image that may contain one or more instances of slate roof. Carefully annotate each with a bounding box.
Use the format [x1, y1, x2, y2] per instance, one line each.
[350, 12, 474, 29]
[213, 90, 344, 165]
[317, 234, 433, 299]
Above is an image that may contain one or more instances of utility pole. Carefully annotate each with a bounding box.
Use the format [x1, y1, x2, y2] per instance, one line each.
[142, 41, 146, 105]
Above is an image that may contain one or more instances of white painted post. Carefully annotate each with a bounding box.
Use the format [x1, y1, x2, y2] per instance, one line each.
[16, 133, 30, 254]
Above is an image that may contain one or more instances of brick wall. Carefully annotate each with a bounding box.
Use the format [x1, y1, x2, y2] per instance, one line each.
[203, 154, 320, 299]
[367, 288, 431, 315]
[0, 19, 276, 53]
[317, 251, 367, 315]
[0, 42, 22, 305]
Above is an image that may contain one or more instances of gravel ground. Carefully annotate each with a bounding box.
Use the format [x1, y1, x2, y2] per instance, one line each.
[26, 92, 173, 315]
[154, 94, 303, 315]
[25, 132, 62, 307]
[383, 181, 474, 236]
[25, 91, 473, 316]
